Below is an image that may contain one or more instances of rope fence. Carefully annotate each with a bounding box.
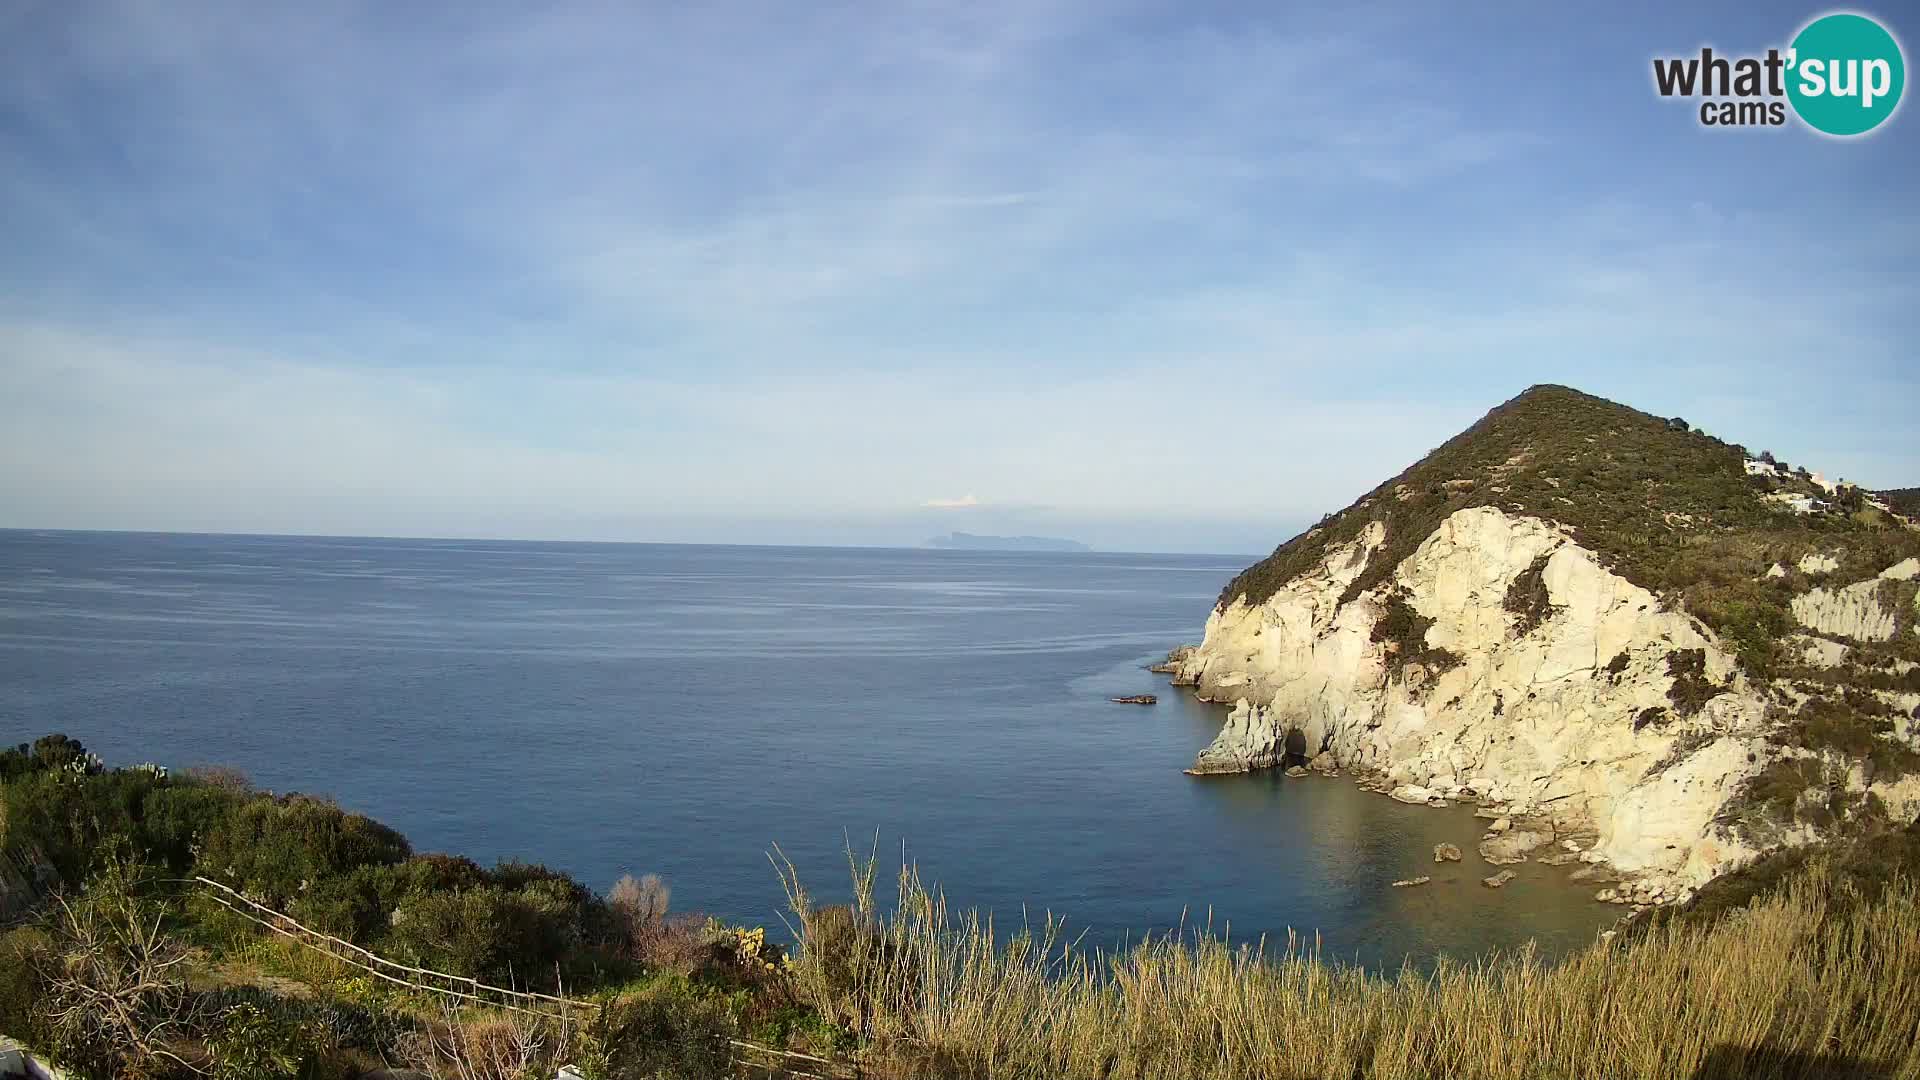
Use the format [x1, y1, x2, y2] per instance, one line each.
[190, 876, 597, 1024]
[187, 876, 860, 1077]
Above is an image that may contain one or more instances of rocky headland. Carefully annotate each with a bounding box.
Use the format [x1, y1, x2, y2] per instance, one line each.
[1163, 386, 1920, 909]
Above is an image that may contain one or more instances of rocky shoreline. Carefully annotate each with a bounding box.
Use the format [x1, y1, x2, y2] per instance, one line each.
[1160, 649, 1686, 917]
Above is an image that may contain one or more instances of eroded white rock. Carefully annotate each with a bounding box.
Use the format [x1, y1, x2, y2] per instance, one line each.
[1175, 507, 1771, 892]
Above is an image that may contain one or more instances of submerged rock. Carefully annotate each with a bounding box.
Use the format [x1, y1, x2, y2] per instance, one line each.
[1483, 870, 1517, 888]
[1392, 876, 1432, 888]
[1434, 843, 1463, 863]
[1479, 830, 1549, 866]
[1285, 765, 1308, 777]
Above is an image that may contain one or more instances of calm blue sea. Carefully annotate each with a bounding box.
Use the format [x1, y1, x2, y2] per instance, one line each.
[0, 530, 1614, 966]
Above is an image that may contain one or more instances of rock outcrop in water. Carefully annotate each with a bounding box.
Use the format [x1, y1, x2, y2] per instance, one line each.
[1185, 699, 1285, 774]
[1169, 386, 1920, 900]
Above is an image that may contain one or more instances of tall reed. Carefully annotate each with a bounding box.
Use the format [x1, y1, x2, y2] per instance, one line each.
[774, 847, 1920, 1079]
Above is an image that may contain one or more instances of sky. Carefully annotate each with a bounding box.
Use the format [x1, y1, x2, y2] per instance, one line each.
[1, 1, 1915, 555]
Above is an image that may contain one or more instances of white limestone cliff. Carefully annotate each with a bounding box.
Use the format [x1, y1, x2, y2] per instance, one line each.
[1790, 557, 1919, 642]
[1174, 507, 1920, 896]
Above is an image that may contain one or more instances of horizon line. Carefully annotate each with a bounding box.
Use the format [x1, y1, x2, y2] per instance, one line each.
[0, 524, 1266, 561]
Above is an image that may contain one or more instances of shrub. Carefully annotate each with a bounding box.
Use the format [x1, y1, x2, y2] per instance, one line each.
[401, 1003, 579, 1080]
[1735, 758, 1825, 826]
[1665, 649, 1720, 716]
[0, 768, 171, 884]
[386, 869, 598, 989]
[591, 978, 736, 1080]
[0, 734, 95, 780]
[196, 794, 411, 905]
[1502, 553, 1557, 636]
[0, 925, 54, 1044]
[634, 913, 721, 978]
[207, 1002, 317, 1080]
[610, 872, 671, 929]
[181, 765, 254, 793]
[1779, 689, 1920, 779]
[1370, 589, 1461, 680]
[33, 864, 197, 1079]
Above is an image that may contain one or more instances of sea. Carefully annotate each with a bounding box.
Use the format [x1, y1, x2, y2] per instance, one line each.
[0, 529, 1616, 967]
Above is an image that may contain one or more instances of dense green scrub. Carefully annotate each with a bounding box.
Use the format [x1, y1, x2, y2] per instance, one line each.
[0, 735, 814, 1079]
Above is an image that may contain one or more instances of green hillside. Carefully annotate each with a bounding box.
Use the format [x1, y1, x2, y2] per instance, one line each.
[1220, 385, 1920, 678]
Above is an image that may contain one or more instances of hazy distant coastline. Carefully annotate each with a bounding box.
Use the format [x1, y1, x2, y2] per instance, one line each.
[923, 531, 1091, 552]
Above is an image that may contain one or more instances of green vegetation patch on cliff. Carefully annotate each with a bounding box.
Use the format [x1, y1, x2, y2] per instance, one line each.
[1218, 385, 1920, 681]
[1502, 553, 1557, 636]
[1370, 588, 1462, 679]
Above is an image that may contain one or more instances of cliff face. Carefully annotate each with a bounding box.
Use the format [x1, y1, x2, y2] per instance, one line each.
[1174, 507, 1783, 889]
[1170, 387, 1920, 899]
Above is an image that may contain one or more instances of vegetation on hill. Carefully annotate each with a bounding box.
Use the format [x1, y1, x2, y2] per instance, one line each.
[1219, 384, 1920, 680]
[1213, 385, 1920, 852]
[0, 735, 818, 1079]
[1880, 488, 1920, 516]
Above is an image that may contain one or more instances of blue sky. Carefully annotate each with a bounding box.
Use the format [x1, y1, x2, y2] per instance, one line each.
[1, 1, 1915, 554]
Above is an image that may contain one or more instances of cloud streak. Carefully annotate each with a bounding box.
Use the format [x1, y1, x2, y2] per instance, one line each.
[0, 2, 1916, 550]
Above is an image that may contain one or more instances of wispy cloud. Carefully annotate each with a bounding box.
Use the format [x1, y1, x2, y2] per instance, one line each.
[0, 2, 1915, 550]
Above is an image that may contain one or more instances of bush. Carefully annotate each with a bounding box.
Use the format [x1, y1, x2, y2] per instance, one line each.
[1502, 553, 1557, 636]
[6, 734, 98, 779]
[1665, 649, 1721, 716]
[591, 978, 736, 1080]
[386, 868, 598, 990]
[33, 864, 196, 1079]
[1370, 589, 1461, 680]
[207, 1002, 318, 1080]
[1779, 689, 1920, 779]
[634, 913, 721, 978]
[0, 769, 170, 884]
[1734, 758, 1827, 827]
[404, 1007, 580, 1080]
[197, 795, 410, 905]
[0, 925, 54, 1044]
[611, 873, 670, 930]
[181, 765, 254, 793]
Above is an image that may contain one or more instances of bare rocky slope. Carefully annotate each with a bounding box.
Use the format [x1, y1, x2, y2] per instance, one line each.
[1165, 386, 1920, 907]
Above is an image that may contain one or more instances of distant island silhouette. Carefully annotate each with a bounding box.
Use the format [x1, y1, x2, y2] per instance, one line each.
[924, 531, 1091, 552]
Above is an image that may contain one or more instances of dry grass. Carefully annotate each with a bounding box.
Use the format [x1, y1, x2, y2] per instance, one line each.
[776, 849, 1920, 1080]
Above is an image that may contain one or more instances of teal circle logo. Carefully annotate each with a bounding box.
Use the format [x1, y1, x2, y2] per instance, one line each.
[1787, 12, 1905, 136]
